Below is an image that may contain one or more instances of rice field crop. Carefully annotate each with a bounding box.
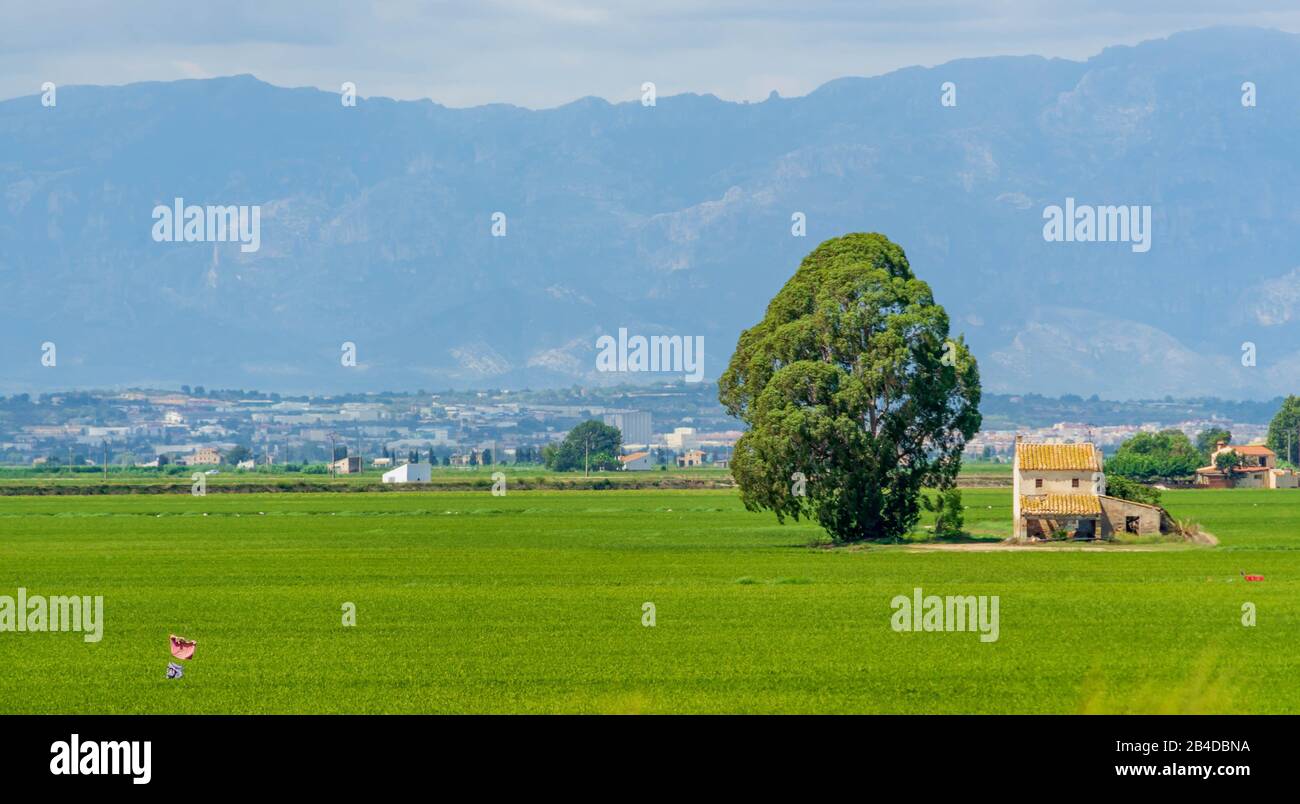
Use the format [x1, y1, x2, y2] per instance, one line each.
[0, 487, 1295, 713]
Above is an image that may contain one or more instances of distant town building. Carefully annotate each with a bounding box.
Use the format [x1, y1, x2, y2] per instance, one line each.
[619, 451, 653, 471]
[603, 411, 652, 447]
[185, 447, 221, 466]
[236, 459, 256, 470]
[383, 462, 431, 484]
[371, 457, 393, 468]
[676, 448, 705, 468]
[665, 427, 698, 451]
[330, 456, 363, 474]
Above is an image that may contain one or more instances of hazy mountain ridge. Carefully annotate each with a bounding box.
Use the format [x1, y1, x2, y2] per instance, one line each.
[2, 26, 1299, 398]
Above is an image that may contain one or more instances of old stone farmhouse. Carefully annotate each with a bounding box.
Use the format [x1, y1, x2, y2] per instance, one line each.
[1013, 437, 1175, 540]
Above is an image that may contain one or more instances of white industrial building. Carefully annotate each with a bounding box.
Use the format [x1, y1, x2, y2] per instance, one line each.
[665, 427, 698, 451]
[603, 410, 653, 447]
[382, 462, 432, 484]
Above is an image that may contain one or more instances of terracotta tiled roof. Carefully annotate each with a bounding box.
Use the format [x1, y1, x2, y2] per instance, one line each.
[1020, 493, 1102, 517]
[1231, 444, 1275, 456]
[1017, 442, 1100, 472]
[619, 451, 650, 462]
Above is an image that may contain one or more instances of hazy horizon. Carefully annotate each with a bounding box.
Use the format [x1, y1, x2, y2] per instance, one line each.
[4, 3, 1300, 108]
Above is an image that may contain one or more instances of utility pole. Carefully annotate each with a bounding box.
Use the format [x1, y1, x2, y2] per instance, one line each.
[103, 442, 108, 481]
[328, 432, 338, 478]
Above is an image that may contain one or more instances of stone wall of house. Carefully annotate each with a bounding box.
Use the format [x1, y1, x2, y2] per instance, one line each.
[1099, 496, 1165, 537]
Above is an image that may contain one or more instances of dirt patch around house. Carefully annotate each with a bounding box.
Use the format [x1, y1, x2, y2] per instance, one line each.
[1184, 529, 1220, 546]
[899, 540, 1204, 552]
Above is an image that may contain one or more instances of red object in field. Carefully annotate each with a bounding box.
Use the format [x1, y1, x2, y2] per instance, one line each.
[1245, 575, 1264, 582]
[170, 634, 197, 660]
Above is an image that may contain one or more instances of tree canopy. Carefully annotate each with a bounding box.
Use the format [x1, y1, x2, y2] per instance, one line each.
[1194, 427, 1231, 461]
[718, 233, 981, 543]
[1266, 395, 1300, 466]
[543, 420, 622, 472]
[1214, 450, 1242, 473]
[1104, 475, 1161, 507]
[1105, 429, 1201, 480]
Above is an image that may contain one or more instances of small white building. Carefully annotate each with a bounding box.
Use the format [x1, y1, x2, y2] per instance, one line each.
[383, 462, 431, 484]
[619, 451, 653, 471]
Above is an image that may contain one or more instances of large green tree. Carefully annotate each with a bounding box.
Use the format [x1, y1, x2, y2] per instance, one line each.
[718, 233, 981, 543]
[543, 420, 622, 473]
[1266, 395, 1300, 466]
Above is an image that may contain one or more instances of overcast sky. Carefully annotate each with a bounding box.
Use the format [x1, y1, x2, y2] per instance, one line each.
[4, 1, 1300, 108]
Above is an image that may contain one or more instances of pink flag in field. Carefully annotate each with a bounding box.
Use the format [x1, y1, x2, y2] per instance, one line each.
[170, 634, 196, 661]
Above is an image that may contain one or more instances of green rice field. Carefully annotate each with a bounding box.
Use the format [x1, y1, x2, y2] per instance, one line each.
[0, 486, 1295, 713]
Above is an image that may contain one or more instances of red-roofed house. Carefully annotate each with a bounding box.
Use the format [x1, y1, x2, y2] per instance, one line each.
[1195, 441, 1292, 488]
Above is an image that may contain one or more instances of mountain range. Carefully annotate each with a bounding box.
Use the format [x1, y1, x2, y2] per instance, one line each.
[2, 26, 1299, 399]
